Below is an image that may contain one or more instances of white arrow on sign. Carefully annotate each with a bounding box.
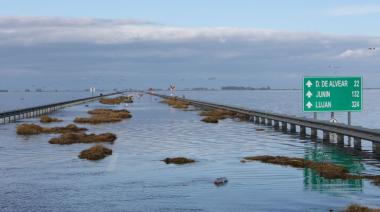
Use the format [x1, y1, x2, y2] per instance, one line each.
[306, 80, 313, 88]
[306, 101, 313, 109]
[306, 91, 312, 98]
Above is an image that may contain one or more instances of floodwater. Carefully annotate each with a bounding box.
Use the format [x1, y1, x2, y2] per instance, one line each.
[1, 91, 380, 211]
[175, 90, 380, 129]
[0, 91, 91, 112]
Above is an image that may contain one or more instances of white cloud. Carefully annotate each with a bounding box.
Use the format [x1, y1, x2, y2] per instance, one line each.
[1, 16, 380, 90]
[0, 16, 153, 27]
[0, 16, 380, 64]
[0, 16, 343, 45]
[330, 5, 380, 16]
[338, 48, 378, 59]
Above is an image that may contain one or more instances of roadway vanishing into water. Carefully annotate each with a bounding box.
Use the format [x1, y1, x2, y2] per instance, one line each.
[2, 91, 380, 156]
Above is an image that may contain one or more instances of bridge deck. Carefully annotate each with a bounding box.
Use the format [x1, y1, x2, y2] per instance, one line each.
[151, 93, 380, 154]
[0, 91, 124, 123]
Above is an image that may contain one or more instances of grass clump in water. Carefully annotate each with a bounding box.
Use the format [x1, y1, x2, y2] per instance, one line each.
[40, 115, 62, 123]
[199, 109, 252, 123]
[79, 145, 112, 160]
[48, 124, 88, 134]
[161, 98, 249, 123]
[74, 109, 132, 124]
[16, 124, 87, 135]
[234, 113, 251, 121]
[199, 109, 239, 123]
[163, 157, 195, 164]
[49, 132, 117, 145]
[243, 155, 380, 185]
[160, 99, 190, 109]
[243, 155, 348, 179]
[344, 204, 380, 212]
[199, 109, 236, 119]
[88, 109, 131, 117]
[99, 96, 133, 105]
[201, 116, 219, 123]
[16, 124, 44, 135]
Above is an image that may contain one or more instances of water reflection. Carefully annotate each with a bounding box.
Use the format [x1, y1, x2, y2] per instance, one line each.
[303, 146, 365, 192]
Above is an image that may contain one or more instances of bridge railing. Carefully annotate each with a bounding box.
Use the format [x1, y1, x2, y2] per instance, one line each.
[0, 91, 125, 123]
[151, 93, 380, 154]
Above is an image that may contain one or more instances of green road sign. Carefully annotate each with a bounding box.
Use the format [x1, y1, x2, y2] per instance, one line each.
[303, 76, 362, 112]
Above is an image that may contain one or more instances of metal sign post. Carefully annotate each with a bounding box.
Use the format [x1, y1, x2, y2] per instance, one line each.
[90, 87, 96, 96]
[348, 112, 351, 125]
[329, 117, 338, 142]
[347, 111, 352, 145]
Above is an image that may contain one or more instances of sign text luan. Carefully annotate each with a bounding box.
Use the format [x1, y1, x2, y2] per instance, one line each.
[303, 76, 362, 112]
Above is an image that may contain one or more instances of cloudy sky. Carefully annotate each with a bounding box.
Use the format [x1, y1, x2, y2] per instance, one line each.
[0, 0, 379, 90]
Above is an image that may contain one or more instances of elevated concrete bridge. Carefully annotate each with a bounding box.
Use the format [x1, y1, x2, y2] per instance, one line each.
[0, 91, 124, 124]
[151, 93, 380, 155]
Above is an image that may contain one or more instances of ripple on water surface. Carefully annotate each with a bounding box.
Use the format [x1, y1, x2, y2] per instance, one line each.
[0, 94, 380, 212]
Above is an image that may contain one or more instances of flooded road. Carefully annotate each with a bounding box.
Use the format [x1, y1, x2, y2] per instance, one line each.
[1, 93, 380, 211]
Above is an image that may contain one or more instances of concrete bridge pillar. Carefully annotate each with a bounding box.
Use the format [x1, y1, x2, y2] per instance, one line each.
[311, 128, 317, 139]
[354, 137, 362, 150]
[323, 131, 330, 141]
[372, 142, 380, 155]
[255, 116, 260, 124]
[267, 119, 272, 126]
[260, 117, 266, 125]
[290, 124, 296, 133]
[337, 134, 344, 146]
[300, 126, 306, 137]
[282, 122, 288, 132]
[274, 120, 279, 129]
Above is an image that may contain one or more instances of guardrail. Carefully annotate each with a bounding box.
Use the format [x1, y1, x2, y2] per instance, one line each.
[0, 91, 125, 124]
[151, 93, 380, 155]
